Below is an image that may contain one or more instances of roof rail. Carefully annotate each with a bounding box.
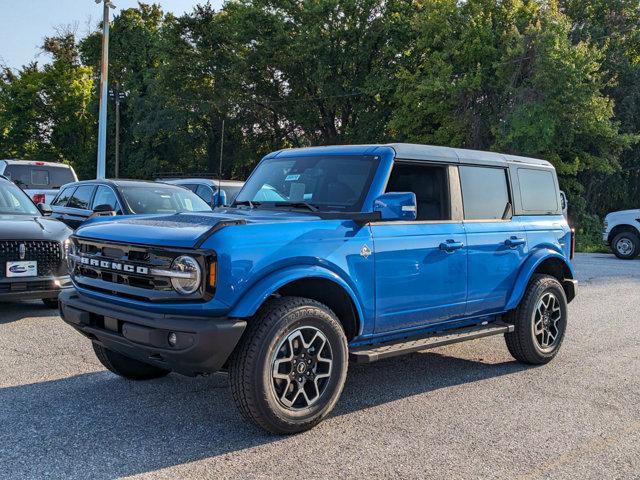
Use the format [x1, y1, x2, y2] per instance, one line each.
[154, 172, 219, 180]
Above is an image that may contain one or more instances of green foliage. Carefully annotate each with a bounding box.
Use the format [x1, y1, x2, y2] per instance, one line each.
[0, 33, 95, 176]
[0, 0, 638, 252]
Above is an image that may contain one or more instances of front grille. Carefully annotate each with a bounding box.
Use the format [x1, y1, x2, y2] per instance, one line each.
[0, 240, 63, 279]
[70, 238, 210, 302]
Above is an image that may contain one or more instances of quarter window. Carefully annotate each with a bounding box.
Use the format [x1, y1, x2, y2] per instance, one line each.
[517, 168, 558, 213]
[459, 166, 510, 220]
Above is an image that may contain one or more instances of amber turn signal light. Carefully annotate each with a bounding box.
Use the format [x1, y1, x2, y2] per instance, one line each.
[208, 261, 217, 288]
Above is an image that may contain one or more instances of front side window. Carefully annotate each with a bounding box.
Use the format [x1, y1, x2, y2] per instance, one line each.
[459, 166, 510, 220]
[234, 155, 379, 211]
[67, 185, 96, 210]
[386, 163, 450, 221]
[119, 185, 211, 214]
[92, 186, 123, 214]
[0, 181, 40, 215]
[195, 184, 214, 204]
[518, 168, 558, 213]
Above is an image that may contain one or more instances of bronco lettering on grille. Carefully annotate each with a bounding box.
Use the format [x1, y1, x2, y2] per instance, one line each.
[79, 256, 149, 275]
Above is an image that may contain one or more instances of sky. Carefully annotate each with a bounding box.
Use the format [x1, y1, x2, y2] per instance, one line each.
[0, 0, 224, 70]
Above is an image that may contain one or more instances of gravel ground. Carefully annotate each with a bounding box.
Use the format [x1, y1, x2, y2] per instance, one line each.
[0, 253, 638, 479]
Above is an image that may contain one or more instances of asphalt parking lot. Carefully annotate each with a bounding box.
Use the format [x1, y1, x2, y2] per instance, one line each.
[1, 253, 638, 479]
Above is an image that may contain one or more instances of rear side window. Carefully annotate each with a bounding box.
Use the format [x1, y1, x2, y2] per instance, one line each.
[67, 185, 95, 210]
[52, 186, 76, 206]
[517, 168, 558, 213]
[92, 186, 123, 214]
[3, 164, 76, 189]
[459, 166, 510, 220]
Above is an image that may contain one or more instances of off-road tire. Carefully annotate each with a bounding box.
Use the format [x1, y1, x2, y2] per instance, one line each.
[42, 298, 59, 309]
[92, 342, 170, 380]
[611, 231, 640, 260]
[505, 274, 568, 365]
[228, 297, 348, 435]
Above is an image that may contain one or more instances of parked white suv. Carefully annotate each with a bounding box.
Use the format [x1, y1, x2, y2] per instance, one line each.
[0, 160, 78, 205]
[603, 209, 640, 259]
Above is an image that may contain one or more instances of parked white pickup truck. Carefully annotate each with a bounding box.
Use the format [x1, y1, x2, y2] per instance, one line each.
[603, 209, 640, 259]
[0, 159, 78, 205]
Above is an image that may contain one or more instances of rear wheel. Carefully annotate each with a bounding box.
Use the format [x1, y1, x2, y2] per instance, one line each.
[228, 297, 348, 434]
[505, 274, 568, 365]
[92, 343, 170, 380]
[611, 231, 640, 260]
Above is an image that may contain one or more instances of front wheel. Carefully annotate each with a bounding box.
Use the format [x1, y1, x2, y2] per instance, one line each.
[228, 297, 348, 434]
[611, 231, 640, 260]
[505, 274, 568, 365]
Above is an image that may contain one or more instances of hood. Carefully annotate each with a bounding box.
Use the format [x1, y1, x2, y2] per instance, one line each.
[0, 215, 72, 241]
[74, 209, 317, 248]
[605, 209, 640, 220]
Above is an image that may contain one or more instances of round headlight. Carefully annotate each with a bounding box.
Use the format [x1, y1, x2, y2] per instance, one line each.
[170, 255, 202, 295]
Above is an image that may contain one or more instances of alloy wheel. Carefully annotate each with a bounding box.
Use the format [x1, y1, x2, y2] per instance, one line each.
[271, 326, 333, 410]
[532, 292, 563, 352]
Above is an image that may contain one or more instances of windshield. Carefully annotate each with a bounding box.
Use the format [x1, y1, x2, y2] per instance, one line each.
[119, 184, 212, 214]
[0, 181, 40, 215]
[234, 155, 379, 211]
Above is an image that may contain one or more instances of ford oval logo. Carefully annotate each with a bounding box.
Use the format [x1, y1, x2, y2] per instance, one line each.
[9, 265, 29, 273]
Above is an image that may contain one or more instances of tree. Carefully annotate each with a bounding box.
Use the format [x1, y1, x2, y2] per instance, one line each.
[390, 0, 634, 238]
[0, 33, 95, 176]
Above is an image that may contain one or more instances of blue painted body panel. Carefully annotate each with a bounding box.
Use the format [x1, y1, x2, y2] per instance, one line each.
[71, 144, 575, 348]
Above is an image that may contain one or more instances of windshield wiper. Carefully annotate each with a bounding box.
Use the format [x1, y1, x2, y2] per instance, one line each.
[272, 202, 320, 212]
[233, 200, 262, 209]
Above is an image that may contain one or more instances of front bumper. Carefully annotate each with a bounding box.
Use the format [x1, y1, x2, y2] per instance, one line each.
[0, 276, 71, 302]
[59, 289, 246, 376]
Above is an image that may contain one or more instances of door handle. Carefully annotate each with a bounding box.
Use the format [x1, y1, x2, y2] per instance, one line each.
[440, 240, 464, 252]
[505, 236, 526, 247]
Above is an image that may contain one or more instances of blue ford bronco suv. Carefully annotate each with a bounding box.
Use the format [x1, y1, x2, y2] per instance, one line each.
[60, 144, 577, 434]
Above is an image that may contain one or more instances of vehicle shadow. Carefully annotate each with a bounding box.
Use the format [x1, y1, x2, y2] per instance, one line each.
[0, 351, 527, 478]
[0, 301, 57, 324]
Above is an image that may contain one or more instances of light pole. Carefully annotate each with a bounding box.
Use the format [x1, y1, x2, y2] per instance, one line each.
[95, 0, 116, 179]
[109, 83, 127, 178]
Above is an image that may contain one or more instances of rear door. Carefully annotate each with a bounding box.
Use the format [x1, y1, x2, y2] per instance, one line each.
[460, 165, 527, 316]
[64, 185, 96, 229]
[50, 185, 77, 224]
[372, 162, 467, 333]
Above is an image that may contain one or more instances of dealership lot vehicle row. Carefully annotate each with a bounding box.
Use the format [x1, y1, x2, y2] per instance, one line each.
[1, 253, 638, 479]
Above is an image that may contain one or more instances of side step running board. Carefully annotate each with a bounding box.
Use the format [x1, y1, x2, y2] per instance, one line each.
[349, 321, 514, 364]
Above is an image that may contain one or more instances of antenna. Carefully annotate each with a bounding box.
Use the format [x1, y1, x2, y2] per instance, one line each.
[218, 118, 225, 206]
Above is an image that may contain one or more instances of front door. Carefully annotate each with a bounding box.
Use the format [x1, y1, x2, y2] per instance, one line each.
[372, 162, 467, 333]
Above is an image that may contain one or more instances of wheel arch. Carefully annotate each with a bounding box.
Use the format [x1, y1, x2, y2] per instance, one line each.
[506, 250, 576, 310]
[608, 223, 640, 244]
[228, 266, 364, 340]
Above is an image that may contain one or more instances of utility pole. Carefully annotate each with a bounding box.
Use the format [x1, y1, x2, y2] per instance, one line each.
[95, 0, 116, 179]
[109, 83, 126, 178]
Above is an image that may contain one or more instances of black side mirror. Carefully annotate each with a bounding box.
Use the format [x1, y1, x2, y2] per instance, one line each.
[37, 203, 52, 216]
[90, 204, 116, 219]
